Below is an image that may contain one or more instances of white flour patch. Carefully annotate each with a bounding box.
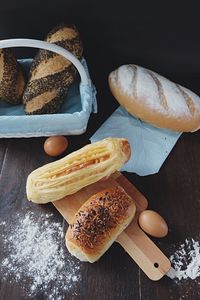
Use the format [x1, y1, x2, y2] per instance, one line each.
[0, 211, 80, 299]
[167, 237, 200, 282]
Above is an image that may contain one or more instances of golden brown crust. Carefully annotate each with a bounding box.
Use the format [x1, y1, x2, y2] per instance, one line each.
[109, 65, 200, 132]
[66, 186, 136, 262]
[120, 139, 131, 162]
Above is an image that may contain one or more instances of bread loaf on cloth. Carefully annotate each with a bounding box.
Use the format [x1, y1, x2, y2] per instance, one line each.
[66, 186, 136, 262]
[26, 137, 131, 203]
[109, 65, 200, 132]
[0, 48, 26, 104]
[23, 24, 83, 114]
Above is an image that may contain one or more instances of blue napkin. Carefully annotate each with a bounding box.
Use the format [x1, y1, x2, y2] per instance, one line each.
[90, 106, 182, 176]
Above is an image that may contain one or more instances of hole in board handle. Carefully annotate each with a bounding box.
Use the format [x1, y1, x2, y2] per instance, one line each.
[154, 262, 159, 268]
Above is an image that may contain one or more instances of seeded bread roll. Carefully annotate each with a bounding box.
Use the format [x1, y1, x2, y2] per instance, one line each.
[0, 48, 26, 104]
[109, 65, 200, 132]
[26, 137, 131, 203]
[23, 24, 83, 114]
[66, 186, 136, 262]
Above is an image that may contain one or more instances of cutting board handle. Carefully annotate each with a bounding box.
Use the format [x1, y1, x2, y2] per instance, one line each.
[116, 218, 171, 281]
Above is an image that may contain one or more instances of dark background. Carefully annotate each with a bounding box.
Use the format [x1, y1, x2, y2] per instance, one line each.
[1, 0, 200, 123]
[0, 1, 200, 300]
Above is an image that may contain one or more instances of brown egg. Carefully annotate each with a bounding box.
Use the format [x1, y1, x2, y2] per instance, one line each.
[138, 210, 168, 238]
[44, 136, 69, 157]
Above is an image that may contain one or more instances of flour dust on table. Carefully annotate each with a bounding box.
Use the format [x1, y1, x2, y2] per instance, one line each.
[167, 237, 200, 299]
[0, 211, 81, 299]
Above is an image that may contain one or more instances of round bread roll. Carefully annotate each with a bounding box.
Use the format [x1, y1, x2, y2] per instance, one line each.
[66, 186, 136, 263]
[109, 65, 200, 132]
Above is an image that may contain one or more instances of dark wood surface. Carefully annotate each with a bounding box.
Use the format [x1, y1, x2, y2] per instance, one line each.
[0, 1, 200, 299]
[0, 99, 200, 300]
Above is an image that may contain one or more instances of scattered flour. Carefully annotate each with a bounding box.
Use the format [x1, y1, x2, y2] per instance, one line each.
[167, 237, 200, 282]
[0, 211, 80, 299]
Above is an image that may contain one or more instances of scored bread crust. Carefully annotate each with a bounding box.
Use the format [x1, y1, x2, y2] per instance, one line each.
[109, 65, 200, 132]
[23, 24, 83, 114]
[65, 186, 136, 263]
[26, 137, 131, 204]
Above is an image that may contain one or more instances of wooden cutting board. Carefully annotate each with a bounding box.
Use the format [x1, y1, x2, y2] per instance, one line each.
[53, 171, 171, 281]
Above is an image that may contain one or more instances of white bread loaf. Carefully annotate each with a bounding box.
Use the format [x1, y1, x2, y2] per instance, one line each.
[109, 65, 200, 132]
[65, 186, 136, 263]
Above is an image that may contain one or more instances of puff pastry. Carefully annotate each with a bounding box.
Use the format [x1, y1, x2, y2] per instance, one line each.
[66, 186, 136, 262]
[26, 137, 131, 203]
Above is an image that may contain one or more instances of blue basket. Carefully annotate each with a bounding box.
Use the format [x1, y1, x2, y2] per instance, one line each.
[0, 39, 97, 137]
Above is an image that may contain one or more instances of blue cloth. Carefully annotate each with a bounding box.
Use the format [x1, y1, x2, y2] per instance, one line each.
[90, 106, 182, 176]
[0, 58, 97, 137]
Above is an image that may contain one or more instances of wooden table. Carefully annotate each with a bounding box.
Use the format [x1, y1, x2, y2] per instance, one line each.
[0, 81, 200, 300]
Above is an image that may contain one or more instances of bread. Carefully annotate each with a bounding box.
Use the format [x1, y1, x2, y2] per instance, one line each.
[26, 137, 131, 204]
[0, 48, 26, 104]
[66, 186, 136, 262]
[109, 65, 200, 132]
[23, 24, 83, 114]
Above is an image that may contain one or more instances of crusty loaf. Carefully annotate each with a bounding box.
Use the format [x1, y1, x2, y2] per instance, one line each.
[66, 186, 136, 263]
[109, 65, 200, 132]
[26, 137, 131, 204]
[23, 24, 83, 114]
[0, 48, 26, 104]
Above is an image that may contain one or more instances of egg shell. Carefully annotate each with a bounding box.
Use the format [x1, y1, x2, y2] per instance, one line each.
[138, 210, 168, 238]
[44, 136, 69, 157]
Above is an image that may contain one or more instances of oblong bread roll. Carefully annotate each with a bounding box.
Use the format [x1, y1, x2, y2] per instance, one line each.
[109, 65, 200, 132]
[23, 24, 83, 114]
[26, 137, 131, 204]
[66, 186, 136, 263]
[0, 48, 26, 104]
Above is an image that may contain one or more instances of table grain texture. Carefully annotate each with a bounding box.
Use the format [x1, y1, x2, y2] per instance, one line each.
[0, 82, 199, 300]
